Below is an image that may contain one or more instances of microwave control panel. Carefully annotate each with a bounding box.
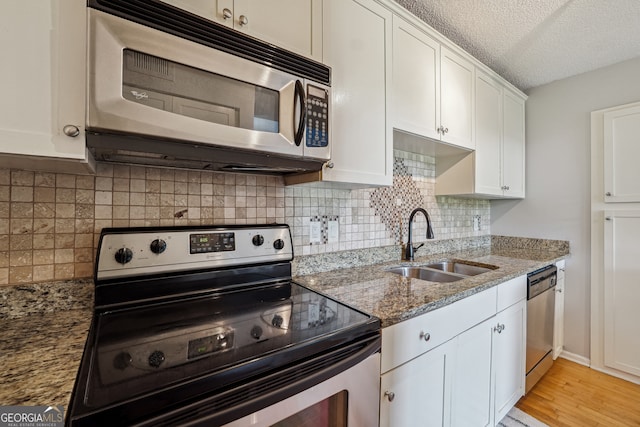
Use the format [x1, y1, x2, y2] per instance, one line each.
[306, 84, 329, 148]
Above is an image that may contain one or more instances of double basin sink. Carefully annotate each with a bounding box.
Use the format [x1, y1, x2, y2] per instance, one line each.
[387, 261, 498, 283]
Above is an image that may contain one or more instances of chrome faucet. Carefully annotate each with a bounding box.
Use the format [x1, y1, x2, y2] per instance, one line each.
[404, 208, 435, 261]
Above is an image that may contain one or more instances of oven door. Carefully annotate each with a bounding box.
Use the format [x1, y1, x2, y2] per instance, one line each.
[223, 353, 380, 427]
[87, 9, 330, 161]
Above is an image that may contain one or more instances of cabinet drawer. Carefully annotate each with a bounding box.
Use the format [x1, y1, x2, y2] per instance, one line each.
[496, 275, 526, 312]
[381, 287, 497, 373]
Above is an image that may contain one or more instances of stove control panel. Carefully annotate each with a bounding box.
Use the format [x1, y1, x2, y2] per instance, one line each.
[96, 225, 293, 280]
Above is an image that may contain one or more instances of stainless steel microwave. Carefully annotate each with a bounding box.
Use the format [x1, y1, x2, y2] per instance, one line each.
[86, 1, 331, 174]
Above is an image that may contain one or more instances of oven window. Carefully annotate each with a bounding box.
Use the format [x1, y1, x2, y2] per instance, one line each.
[271, 390, 348, 427]
[121, 49, 279, 133]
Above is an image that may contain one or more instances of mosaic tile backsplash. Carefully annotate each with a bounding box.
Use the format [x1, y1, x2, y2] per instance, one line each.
[0, 150, 489, 286]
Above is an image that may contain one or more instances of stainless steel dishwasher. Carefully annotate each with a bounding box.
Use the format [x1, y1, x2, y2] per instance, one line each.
[525, 264, 558, 393]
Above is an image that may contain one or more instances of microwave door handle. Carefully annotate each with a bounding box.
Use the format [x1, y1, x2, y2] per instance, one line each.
[294, 80, 306, 147]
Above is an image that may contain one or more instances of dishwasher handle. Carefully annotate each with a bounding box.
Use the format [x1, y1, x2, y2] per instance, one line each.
[527, 265, 558, 300]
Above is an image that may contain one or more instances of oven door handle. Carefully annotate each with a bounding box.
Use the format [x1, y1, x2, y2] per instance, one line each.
[294, 79, 306, 147]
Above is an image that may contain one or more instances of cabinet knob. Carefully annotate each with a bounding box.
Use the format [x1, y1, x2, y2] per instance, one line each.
[419, 331, 431, 342]
[238, 14, 248, 26]
[443, 127, 449, 134]
[605, 192, 612, 197]
[605, 217, 612, 221]
[384, 391, 395, 402]
[557, 289, 563, 293]
[325, 162, 334, 169]
[222, 8, 232, 20]
[63, 125, 80, 137]
[494, 323, 505, 333]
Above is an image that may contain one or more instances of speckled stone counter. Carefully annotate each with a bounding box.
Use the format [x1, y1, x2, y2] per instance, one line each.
[0, 236, 568, 409]
[294, 246, 568, 327]
[0, 280, 93, 407]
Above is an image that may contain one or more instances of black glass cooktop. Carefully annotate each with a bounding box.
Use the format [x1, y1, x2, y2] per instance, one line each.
[82, 281, 374, 409]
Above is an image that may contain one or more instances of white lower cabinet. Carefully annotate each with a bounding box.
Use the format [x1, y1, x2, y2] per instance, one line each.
[493, 298, 526, 422]
[451, 317, 494, 427]
[380, 339, 454, 427]
[380, 276, 526, 427]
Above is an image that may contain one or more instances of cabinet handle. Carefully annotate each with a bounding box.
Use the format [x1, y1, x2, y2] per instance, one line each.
[63, 125, 80, 137]
[494, 323, 505, 334]
[238, 14, 248, 26]
[605, 217, 612, 221]
[384, 391, 395, 402]
[222, 8, 232, 20]
[557, 289, 563, 293]
[605, 192, 612, 196]
[419, 331, 431, 342]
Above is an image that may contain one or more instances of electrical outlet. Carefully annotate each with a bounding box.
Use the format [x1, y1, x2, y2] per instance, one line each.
[473, 215, 481, 231]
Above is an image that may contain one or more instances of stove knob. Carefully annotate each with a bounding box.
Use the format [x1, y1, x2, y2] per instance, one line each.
[113, 352, 133, 370]
[150, 239, 167, 254]
[148, 350, 165, 368]
[114, 248, 133, 265]
[273, 239, 285, 250]
[272, 314, 284, 328]
[250, 325, 263, 340]
[252, 234, 265, 246]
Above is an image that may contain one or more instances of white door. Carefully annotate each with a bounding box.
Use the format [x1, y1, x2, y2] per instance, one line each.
[440, 46, 474, 150]
[502, 88, 526, 198]
[322, 0, 392, 186]
[392, 16, 440, 141]
[451, 318, 494, 427]
[604, 105, 640, 202]
[604, 211, 640, 376]
[493, 299, 526, 422]
[380, 341, 453, 427]
[474, 71, 503, 196]
[553, 260, 566, 359]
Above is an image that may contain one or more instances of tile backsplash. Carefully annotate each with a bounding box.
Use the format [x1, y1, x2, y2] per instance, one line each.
[0, 150, 489, 286]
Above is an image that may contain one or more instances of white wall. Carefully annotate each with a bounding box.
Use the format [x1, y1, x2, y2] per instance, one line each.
[491, 57, 640, 360]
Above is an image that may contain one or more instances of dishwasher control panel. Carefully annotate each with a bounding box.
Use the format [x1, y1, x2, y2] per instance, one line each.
[526, 265, 557, 299]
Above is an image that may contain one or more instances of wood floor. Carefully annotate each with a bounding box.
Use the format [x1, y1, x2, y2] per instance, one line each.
[516, 358, 640, 426]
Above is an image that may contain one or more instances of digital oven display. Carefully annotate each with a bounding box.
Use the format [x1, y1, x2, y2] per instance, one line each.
[189, 232, 235, 253]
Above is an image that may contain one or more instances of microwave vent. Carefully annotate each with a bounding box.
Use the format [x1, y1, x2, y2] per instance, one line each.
[125, 50, 173, 80]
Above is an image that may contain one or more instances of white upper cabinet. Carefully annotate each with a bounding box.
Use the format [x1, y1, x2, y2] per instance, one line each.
[309, 0, 392, 186]
[603, 103, 640, 202]
[440, 46, 475, 149]
[0, 0, 94, 174]
[159, 0, 323, 60]
[502, 87, 526, 198]
[392, 16, 440, 141]
[392, 16, 474, 150]
[436, 70, 526, 199]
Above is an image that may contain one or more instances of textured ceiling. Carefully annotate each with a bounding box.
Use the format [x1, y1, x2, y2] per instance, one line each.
[394, 0, 640, 91]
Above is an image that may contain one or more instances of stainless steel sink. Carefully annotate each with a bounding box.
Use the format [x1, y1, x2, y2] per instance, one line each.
[386, 267, 464, 282]
[386, 260, 498, 282]
[424, 261, 495, 276]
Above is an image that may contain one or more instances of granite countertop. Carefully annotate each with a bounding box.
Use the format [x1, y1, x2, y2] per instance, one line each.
[0, 240, 568, 410]
[294, 247, 568, 328]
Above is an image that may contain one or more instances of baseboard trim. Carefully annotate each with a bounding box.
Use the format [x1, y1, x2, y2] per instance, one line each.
[559, 351, 591, 367]
[590, 365, 640, 386]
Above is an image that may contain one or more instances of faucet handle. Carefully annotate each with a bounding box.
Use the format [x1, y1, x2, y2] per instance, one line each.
[415, 243, 424, 251]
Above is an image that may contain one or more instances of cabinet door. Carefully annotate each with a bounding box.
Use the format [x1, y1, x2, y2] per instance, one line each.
[234, 0, 322, 60]
[604, 211, 640, 376]
[502, 88, 526, 198]
[553, 260, 566, 359]
[451, 317, 494, 427]
[0, 0, 92, 173]
[603, 104, 640, 202]
[380, 340, 453, 427]
[322, 0, 392, 186]
[392, 16, 440, 141]
[493, 299, 526, 422]
[474, 71, 503, 196]
[440, 46, 474, 150]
